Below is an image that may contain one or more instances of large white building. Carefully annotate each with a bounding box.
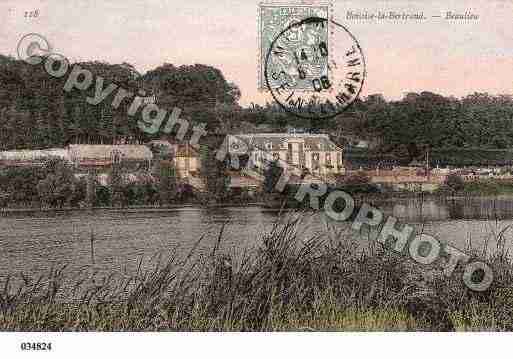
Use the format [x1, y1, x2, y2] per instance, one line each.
[226, 133, 345, 176]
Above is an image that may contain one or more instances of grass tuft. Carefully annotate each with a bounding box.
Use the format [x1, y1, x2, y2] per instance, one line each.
[1, 214, 513, 331]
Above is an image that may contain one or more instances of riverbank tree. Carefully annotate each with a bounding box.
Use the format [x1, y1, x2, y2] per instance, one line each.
[200, 144, 229, 203]
[37, 158, 83, 208]
[0, 166, 44, 207]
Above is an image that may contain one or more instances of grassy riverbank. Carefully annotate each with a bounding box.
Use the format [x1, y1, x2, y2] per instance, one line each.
[3, 182, 513, 214]
[461, 180, 513, 196]
[1, 217, 513, 331]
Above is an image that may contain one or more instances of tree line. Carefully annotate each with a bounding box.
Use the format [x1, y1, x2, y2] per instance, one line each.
[242, 92, 513, 164]
[2, 52, 513, 165]
[0, 55, 241, 150]
[0, 155, 197, 208]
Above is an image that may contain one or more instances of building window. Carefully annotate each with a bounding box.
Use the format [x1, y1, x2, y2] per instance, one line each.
[298, 143, 305, 167]
[312, 152, 320, 170]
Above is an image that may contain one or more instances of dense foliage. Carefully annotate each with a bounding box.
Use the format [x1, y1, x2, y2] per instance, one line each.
[444, 174, 465, 193]
[0, 55, 240, 149]
[241, 92, 513, 164]
[37, 158, 82, 207]
[0, 166, 45, 206]
[331, 92, 513, 155]
[263, 160, 283, 193]
[2, 52, 513, 166]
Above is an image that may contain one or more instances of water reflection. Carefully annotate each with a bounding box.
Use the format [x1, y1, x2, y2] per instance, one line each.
[1, 197, 513, 285]
[368, 197, 513, 222]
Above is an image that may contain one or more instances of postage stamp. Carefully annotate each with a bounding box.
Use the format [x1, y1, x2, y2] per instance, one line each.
[264, 17, 366, 120]
[259, 2, 366, 120]
[258, 2, 331, 90]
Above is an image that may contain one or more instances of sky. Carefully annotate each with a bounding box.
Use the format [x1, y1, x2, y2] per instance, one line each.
[1, 0, 512, 106]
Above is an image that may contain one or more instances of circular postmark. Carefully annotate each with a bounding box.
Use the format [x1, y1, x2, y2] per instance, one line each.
[264, 17, 366, 120]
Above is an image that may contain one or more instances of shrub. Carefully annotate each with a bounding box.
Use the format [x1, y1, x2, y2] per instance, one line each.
[37, 159, 80, 208]
[335, 172, 379, 194]
[0, 166, 45, 206]
[95, 186, 112, 207]
[444, 174, 465, 192]
[338, 171, 371, 186]
[156, 162, 177, 205]
[263, 160, 283, 193]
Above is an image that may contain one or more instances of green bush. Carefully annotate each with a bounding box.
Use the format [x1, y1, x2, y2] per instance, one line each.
[444, 174, 465, 192]
[37, 158, 79, 208]
[0, 166, 45, 206]
[95, 186, 112, 207]
[463, 180, 513, 196]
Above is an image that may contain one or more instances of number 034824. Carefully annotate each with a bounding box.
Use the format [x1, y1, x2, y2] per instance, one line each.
[20, 342, 52, 351]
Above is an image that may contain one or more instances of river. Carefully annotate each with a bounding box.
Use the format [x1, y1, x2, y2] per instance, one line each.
[2, 197, 513, 284]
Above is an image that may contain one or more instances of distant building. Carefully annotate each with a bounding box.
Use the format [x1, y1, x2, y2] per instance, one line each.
[225, 133, 345, 176]
[146, 140, 200, 178]
[0, 148, 69, 166]
[431, 166, 451, 175]
[68, 144, 153, 170]
[354, 140, 370, 149]
[174, 143, 200, 178]
[228, 173, 261, 196]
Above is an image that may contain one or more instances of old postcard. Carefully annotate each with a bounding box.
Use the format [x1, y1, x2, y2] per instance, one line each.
[0, 0, 512, 358]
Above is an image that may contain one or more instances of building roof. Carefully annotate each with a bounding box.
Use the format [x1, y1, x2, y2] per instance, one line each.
[0, 148, 69, 162]
[228, 174, 262, 188]
[147, 140, 199, 158]
[68, 145, 153, 161]
[175, 144, 199, 157]
[147, 140, 173, 148]
[229, 133, 343, 153]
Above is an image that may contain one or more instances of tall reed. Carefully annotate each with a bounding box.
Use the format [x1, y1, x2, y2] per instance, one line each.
[0, 214, 512, 331]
